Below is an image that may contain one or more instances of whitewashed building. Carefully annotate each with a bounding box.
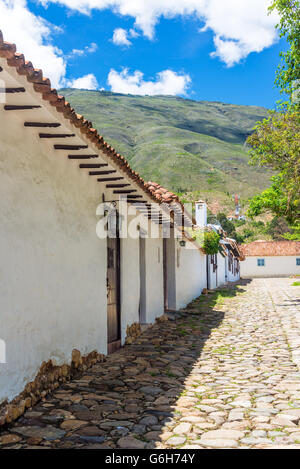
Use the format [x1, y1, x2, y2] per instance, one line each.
[240, 241, 300, 278]
[0, 32, 243, 420]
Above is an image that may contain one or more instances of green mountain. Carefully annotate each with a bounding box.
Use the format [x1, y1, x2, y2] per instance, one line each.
[61, 89, 271, 209]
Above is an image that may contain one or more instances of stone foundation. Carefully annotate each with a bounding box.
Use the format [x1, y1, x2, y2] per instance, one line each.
[0, 349, 105, 427]
[125, 322, 142, 345]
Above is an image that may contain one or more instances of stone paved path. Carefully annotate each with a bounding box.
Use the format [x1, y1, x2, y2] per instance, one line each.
[1, 278, 300, 449]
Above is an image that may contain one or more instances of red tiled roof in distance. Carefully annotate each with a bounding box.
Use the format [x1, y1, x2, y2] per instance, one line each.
[241, 241, 300, 257]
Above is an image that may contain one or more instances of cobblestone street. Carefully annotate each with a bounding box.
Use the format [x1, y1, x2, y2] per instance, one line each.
[1, 278, 300, 449]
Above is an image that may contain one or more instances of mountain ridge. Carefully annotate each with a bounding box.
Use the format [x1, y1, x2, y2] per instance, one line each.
[60, 89, 271, 208]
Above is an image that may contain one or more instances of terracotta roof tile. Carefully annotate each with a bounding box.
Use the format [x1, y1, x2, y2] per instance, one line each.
[145, 181, 180, 204]
[241, 241, 300, 257]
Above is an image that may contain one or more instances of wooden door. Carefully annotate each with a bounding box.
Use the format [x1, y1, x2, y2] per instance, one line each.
[107, 233, 121, 354]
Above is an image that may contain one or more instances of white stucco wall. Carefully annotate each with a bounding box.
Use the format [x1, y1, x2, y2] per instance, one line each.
[241, 256, 300, 278]
[144, 237, 164, 324]
[227, 262, 240, 283]
[120, 234, 140, 344]
[217, 253, 226, 287]
[228, 270, 240, 282]
[0, 105, 108, 404]
[175, 242, 206, 310]
[208, 261, 217, 290]
[119, 222, 164, 338]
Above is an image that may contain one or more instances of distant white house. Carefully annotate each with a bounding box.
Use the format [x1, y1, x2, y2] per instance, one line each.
[240, 241, 300, 278]
[194, 202, 243, 290]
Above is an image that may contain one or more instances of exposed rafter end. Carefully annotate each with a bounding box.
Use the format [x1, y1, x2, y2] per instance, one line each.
[69, 155, 98, 160]
[25, 122, 61, 128]
[90, 170, 116, 176]
[39, 133, 75, 139]
[4, 105, 41, 111]
[54, 144, 88, 150]
[0, 87, 25, 93]
[79, 164, 108, 169]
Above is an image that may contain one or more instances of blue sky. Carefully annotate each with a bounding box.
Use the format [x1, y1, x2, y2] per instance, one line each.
[1, 1, 286, 108]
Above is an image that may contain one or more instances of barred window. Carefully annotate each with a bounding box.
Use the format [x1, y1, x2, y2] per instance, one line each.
[257, 259, 265, 267]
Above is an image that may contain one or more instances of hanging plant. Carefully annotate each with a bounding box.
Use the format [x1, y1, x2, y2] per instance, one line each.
[202, 230, 220, 255]
[186, 227, 220, 255]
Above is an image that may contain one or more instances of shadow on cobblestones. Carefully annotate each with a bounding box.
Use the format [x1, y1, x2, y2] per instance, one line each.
[0, 281, 249, 449]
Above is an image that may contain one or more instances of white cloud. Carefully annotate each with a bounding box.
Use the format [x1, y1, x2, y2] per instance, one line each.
[0, 1, 100, 88]
[39, 0, 279, 66]
[107, 68, 191, 96]
[67, 73, 99, 89]
[112, 28, 131, 47]
[69, 42, 98, 57]
[0, 0, 66, 87]
[129, 28, 139, 39]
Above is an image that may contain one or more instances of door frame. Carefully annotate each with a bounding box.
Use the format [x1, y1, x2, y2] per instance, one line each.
[107, 212, 121, 355]
[139, 232, 147, 323]
[163, 233, 176, 311]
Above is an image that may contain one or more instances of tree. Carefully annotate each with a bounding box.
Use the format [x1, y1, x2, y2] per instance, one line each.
[265, 216, 293, 239]
[247, 175, 299, 224]
[247, 3, 300, 229]
[282, 224, 300, 240]
[208, 212, 240, 238]
[269, 0, 300, 106]
[247, 112, 300, 224]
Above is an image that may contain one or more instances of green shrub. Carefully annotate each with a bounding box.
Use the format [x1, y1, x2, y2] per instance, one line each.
[203, 231, 221, 255]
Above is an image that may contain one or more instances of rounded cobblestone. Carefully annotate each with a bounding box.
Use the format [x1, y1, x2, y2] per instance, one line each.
[1, 279, 300, 449]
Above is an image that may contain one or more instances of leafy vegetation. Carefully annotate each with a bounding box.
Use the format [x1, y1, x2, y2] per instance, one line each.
[207, 212, 244, 243]
[187, 227, 220, 253]
[269, 0, 300, 105]
[202, 231, 221, 255]
[247, 1, 300, 236]
[247, 113, 300, 224]
[282, 224, 300, 240]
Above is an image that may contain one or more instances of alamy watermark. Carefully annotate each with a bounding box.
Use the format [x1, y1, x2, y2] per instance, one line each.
[96, 197, 204, 249]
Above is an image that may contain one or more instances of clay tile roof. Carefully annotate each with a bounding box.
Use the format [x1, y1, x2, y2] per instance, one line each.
[240, 241, 300, 257]
[145, 181, 180, 204]
[0, 30, 181, 207]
